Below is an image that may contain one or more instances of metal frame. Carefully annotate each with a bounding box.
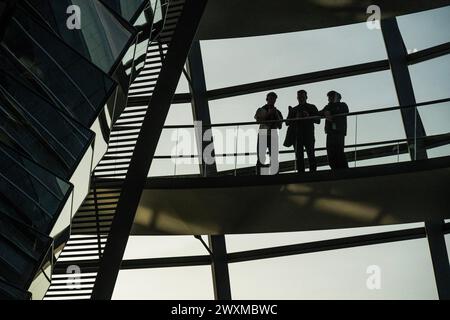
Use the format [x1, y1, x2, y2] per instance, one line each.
[381, 17, 427, 161]
[117, 223, 449, 299]
[425, 220, 450, 299]
[208, 235, 232, 300]
[186, 40, 218, 176]
[58, 8, 450, 300]
[119, 226, 430, 266]
[91, 0, 209, 300]
[141, 98, 450, 178]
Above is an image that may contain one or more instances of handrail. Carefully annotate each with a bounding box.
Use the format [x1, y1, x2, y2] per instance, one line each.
[157, 97, 450, 129]
[153, 132, 450, 159]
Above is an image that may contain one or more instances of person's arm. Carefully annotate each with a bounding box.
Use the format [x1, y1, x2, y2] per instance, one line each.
[311, 105, 320, 124]
[275, 109, 283, 129]
[286, 106, 294, 126]
[320, 105, 332, 121]
[254, 107, 266, 123]
[342, 103, 349, 114]
[336, 103, 349, 133]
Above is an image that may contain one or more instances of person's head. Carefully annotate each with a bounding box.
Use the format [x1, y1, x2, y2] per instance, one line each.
[266, 92, 278, 106]
[327, 90, 341, 103]
[297, 90, 307, 104]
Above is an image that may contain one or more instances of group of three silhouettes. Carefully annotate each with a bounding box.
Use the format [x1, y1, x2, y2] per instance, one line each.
[254, 90, 349, 175]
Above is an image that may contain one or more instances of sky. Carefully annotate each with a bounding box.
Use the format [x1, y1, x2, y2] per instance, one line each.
[112, 6, 450, 300]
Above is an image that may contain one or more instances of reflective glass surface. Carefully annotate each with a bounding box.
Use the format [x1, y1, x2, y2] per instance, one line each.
[0, 69, 94, 178]
[101, 0, 146, 23]
[0, 278, 31, 300]
[0, 213, 52, 290]
[27, 0, 133, 73]
[0, 143, 72, 234]
[1, 5, 116, 128]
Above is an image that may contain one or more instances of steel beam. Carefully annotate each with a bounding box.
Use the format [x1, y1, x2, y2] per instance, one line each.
[407, 42, 450, 65]
[206, 60, 390, 101]
[91, 0, 209, 300]
[187, 40, 218, 176]
[208, 235, 232, 300]
[381, 18, 428, 160]
[121, 255, 211, 269]
[228, 227, 426, 263]
[425, 219, 450, 300]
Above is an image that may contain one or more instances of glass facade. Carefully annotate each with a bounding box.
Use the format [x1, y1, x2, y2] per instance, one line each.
[0, 69, 94, 178]
[0, 144, 72, 235]
[0, 0, 148, 300]
[0, 210, 53, 292]
[101, 0, 147, 23]
[127, 5, 450, 301]
[1, 4, 116, 128]
[27, 0, 134, 74]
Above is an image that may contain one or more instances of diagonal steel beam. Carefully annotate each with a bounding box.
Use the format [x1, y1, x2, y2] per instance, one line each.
[381, 18, 428, 161]
[187, 40, 218, 176]
[91, 0, 209, 300]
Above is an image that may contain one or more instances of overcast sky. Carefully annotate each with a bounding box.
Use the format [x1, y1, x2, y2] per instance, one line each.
[113, 6, 450, 300]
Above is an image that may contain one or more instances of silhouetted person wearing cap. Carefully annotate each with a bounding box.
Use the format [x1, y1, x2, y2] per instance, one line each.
[286, 90, 320, 172]
[321, 91, 349, 170]
[254, 92, 283, 175]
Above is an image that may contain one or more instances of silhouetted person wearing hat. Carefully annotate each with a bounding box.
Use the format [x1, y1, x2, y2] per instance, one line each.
[321, 91, 349, 170]
[254, 92, 283, 175]
[286, 90, 320, 172]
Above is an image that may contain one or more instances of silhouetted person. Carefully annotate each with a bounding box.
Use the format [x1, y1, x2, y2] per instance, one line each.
[321, 91, 349, 170]
[254, 92, 283, 175]
[286, 90, 320, 172]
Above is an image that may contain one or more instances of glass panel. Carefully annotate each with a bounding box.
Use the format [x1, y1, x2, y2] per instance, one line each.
[113, 266, 214, 300]
[124, 235, 210, 259]
[101, 0, 146, 23]
[29, 245, 53, 300]
[154, 129, 177, 157]
[1, 5, 115, 127]
[165, 103, 194, 125]
[0, 213, 52, 290]
[0, 278, 31, 300]
[148, 159, 175, 177]
[398, 6, 450, 52]
[353, 110, 411, 167]
[175, 71, 190, 94]
[0, 69, 94, 178]
[148, 103, 199, 177]
[409, 55, 450, 160]
[410, 55, 450, 103]
[201, 21, 387, 90]
[229, 238, 437, 299]
[174, 157, 200, 176]
[416, 101, 450, 159]
[0, 143, 72, 234]
[27, 0, 133, 73]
